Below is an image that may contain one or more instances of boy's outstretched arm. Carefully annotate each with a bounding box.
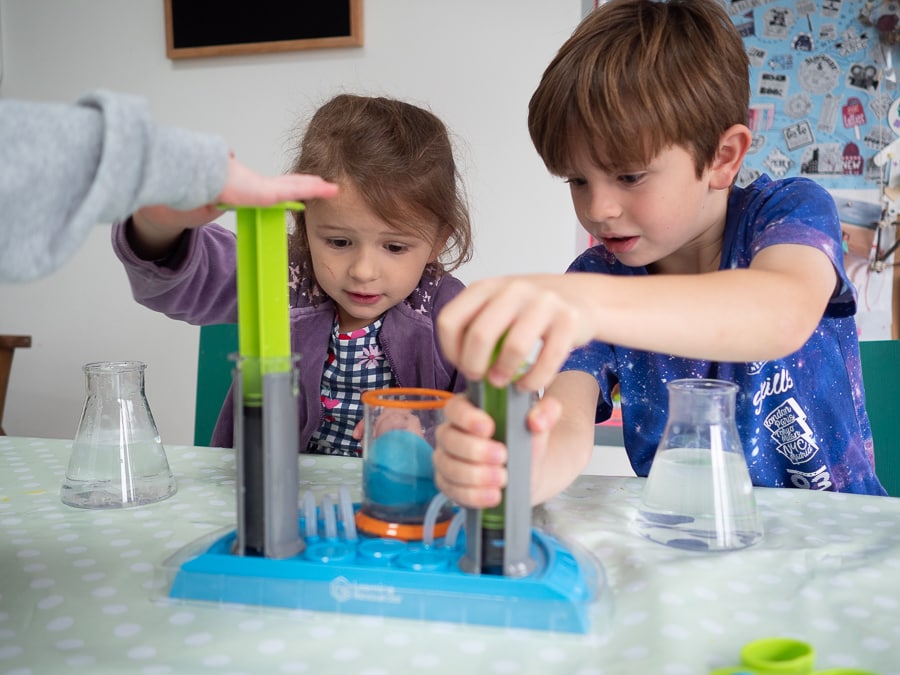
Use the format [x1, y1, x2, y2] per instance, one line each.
[438, 243, 836, 392]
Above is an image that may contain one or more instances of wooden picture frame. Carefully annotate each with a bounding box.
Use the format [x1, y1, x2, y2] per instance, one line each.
[164, 0, 363, 60]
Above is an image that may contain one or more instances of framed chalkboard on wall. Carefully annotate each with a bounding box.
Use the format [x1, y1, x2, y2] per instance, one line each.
[164, 0, 363, 59]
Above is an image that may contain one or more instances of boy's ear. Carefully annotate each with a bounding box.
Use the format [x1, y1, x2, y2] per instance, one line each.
[709, 124, 752, 190]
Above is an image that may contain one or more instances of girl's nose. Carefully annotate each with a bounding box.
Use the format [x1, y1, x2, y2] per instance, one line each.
[349, 249, 377, 281]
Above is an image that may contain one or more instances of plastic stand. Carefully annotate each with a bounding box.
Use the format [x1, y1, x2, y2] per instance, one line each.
[162, 490, 607, 634]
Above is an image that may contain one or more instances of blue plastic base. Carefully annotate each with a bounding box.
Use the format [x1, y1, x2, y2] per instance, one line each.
[162, 509, 607, 634]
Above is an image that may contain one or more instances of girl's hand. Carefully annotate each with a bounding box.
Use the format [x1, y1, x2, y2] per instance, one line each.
[433, 393, 562, 508]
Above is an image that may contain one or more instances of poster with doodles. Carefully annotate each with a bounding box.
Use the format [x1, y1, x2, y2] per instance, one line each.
[727, 0, 900, 189]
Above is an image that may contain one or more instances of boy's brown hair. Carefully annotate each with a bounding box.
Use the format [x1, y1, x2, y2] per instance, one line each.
[528, 0, 749, 179]
[288, 94, 472, 279]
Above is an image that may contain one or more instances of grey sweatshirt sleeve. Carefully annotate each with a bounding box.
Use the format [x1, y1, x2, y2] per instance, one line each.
[0, 89, 229, 282]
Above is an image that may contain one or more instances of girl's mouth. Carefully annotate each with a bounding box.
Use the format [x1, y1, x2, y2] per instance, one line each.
[347, 291, 381, 305]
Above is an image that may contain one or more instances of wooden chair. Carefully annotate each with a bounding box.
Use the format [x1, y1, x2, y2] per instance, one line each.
[0, 335, 32, 435]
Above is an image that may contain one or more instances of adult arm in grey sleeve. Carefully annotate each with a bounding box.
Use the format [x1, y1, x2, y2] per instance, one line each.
[0, 90, 227, 282]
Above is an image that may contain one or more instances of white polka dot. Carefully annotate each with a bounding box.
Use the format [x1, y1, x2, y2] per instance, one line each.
[734, 611, 761, 624]
[103, 604, 128, 615]
[539, 647, 567, 662]
[55, 638, 84, 650]
[114, 623, 141, 638]
[334, 646, 361, 661]
[127, 646, 156, 660]
[91, 586, 117, 598]
[621, 645, 650, 660]
[662, 624, 690, 639]
[30, 578, 54, 590]
[184, 632, 212, 646]
[16, 548, 40, 558]
[862, 636, 892, 652]
[81, 572, 105, 582]
[0, 645, 24, 659]
[383, 632, 411, 647]
[239, 618, 265, 632]
[309, 625, 336, 639]
[66, 654, 96, 666]
[37, 594, 63, 609]
[490, 660, 520, 674]
[812, 617, 840, 632]
[130, 562, 153, 573]
[64, 546, 87, 554]
[203, 655, 231, 667]
[168, 611, 195, 625]
[411, 652, 441, 667]
[663, 665, 695, 675]
[72, 558, 96, 568]
[459, 639, 486, 654]
[844, 606, 871, 619]
[258, 639, 285, 654]
[659, 592, 684, 605]
[622, 611, 649, 625]
[699, 619, 725, 634]
[46, 616, 74, 632]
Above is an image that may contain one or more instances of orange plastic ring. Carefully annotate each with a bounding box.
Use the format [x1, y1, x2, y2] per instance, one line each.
[355, 509, 451, 541]
[360, 387, 452, 410]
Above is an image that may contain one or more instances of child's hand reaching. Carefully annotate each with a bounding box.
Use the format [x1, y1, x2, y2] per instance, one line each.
[433, 392, 562, 509]
[129, 158, 338, 260]
[437, 274, 598, 392]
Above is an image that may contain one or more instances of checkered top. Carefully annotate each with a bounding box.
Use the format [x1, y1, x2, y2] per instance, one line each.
[306, 317, 395, 456]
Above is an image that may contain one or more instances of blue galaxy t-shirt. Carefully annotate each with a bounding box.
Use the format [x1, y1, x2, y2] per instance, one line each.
[563, 174, 886, 495]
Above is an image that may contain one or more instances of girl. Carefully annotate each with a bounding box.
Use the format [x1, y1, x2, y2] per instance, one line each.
[112, 94, 473, 455]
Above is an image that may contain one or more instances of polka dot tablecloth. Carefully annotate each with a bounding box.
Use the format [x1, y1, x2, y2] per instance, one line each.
[1, 436, 899, 675]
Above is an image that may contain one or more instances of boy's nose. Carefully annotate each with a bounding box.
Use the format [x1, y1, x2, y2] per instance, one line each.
[585, 187, 622, 222]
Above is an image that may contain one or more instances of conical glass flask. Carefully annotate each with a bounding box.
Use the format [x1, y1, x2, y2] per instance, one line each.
[61, 361, 176, 509]
[633, 378, 763, 551]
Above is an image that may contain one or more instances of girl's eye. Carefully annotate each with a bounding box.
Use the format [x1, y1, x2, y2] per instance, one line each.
[385, 243, 409, 254]
[327, 238, 351, 248]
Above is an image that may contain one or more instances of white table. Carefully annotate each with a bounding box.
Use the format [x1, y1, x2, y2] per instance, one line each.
[1, 436, 899, 674]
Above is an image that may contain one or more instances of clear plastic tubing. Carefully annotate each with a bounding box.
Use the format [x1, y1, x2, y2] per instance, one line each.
[321, 494, 338, 540]
[422, 493, 450, 547]
[338, 486, 358, 541]
[445, 509, 466, 549]
[303, 491, 319, 540]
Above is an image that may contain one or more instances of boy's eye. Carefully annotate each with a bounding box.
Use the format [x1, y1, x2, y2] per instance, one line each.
[564, 177, 586, 187]
[617, 173, 644, 186]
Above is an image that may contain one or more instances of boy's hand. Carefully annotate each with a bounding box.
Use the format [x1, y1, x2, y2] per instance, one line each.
[437, 275, 593, 392]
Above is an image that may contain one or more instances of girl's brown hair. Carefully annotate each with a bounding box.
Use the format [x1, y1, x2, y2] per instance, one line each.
[528, 0, 750, 178]
[288, 94, 472, 287]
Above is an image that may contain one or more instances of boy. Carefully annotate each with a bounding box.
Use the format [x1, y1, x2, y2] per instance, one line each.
[434, 0, 886, 506]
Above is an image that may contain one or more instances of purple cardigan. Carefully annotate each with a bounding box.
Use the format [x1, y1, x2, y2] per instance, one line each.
[112, 221, 466, 449]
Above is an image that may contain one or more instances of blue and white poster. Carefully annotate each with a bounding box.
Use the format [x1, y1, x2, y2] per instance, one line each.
[728, 0, 900, 189]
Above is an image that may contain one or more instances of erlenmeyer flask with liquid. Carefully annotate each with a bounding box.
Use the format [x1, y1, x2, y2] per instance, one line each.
[633, 378, 763, 551]
[61, 361, 176, 509]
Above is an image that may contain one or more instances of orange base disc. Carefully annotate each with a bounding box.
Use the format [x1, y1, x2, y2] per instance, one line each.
[355, 509, 451, 541]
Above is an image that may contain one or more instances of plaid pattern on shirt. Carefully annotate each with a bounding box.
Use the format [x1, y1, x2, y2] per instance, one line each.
[307, 317, 395, 456]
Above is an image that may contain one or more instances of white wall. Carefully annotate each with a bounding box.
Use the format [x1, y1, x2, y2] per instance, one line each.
[0, 1, 584, 445]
